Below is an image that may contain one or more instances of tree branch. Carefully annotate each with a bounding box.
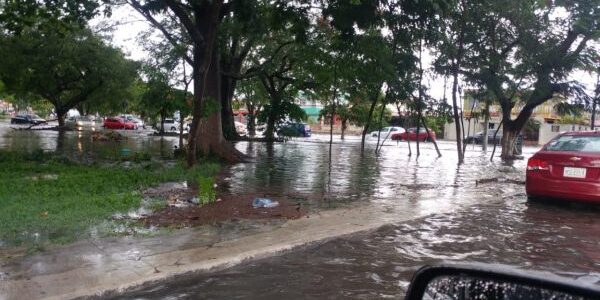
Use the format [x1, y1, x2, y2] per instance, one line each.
[128, 0, 193, 65]
[163, 0, 205, 47]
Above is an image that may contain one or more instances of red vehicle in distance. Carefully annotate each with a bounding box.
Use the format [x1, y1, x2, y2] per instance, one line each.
[103, 117, 136, 130]
[391, 127, 436, 142]
[526, 131, 600, 204]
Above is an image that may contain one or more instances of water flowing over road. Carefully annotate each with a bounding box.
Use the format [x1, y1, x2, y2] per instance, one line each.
[111, 135, 599, 299]
[1, 123, 598, 299]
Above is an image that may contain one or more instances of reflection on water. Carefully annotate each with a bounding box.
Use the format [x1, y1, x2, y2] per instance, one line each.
[226, 136, 530, 215]
[4, 121, 597, 300]
[110, 136, 600, 300]
[0, 121, 177, 160]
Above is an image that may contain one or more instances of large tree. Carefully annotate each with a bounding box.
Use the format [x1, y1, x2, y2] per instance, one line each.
[0, 26, 137, 127]
[456, 0, 600, 159]
[127, 0, 243, 166]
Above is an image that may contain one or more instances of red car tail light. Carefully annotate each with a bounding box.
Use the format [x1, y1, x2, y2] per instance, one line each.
[527, 158, 549, 171]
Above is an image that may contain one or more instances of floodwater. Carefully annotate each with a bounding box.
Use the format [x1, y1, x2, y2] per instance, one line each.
[1, 121, 598, 299]
[112, 135, 599, 299]
[0, 121, 178, 160]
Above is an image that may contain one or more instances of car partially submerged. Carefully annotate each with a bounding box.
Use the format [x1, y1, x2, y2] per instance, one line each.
[120, 114, 145, 129]
[465, 130, 503, 144]
[370, 126, 405, 138]
[65, 115, 101, 129]
[392, 127, 436, 142]
[10, 114, 47, 125]
[526, 131, 600, 204]
[277, 122, 311, 137]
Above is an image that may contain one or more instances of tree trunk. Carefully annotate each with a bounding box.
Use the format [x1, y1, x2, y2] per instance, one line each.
[185, 0, 223, 168]
[57, 110, 66, 128]
[482, 100, 490, 151]
[247, 111, 256, 137]
[361, 96, 378, 155]
[375, 102, 385, 155]
[416, 110, 421, 157]
[421, 116, 442, 157]
[265, 97, 280, 141]
[592, 69, 599, 130]
[451, 32, 465, 163]
[179, 117, 184, 149]
[221, 74, 239, 140]
[500, 123, 518, 158]
[160, 111, 166, 135]
[340, 118, 347, 140]
[195, 47, 245, 162]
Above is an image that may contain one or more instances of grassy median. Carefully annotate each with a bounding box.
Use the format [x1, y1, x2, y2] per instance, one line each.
[0, 150, 219, 248]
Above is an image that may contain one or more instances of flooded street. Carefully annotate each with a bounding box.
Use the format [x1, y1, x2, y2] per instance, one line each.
[114, 198, 600, 299]
[112, 136, 598, 299]
[1, 122, 599, 299]
[0, 121, 178, 160]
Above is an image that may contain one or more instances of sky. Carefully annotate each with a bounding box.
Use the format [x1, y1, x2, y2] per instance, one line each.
[92, 4, 598, 108]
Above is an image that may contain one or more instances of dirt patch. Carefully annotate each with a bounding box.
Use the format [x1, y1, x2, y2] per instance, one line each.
[141, 194, 304, 228]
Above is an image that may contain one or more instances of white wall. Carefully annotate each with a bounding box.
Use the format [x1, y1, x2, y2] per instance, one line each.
[539, 123, 592, 145]
[443, 118, 500, 141]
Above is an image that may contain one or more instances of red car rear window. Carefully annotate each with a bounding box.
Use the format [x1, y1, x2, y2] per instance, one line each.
[545, 135, 600, 152]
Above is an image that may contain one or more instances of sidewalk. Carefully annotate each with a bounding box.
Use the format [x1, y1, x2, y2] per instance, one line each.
[0, 205, 411, 300]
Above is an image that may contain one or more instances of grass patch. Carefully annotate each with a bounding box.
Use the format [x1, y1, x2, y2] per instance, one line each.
[198, 176, 217, 205]
[0, 150, 220, 247]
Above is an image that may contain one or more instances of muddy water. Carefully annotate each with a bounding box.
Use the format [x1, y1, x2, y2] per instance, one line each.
[0, 120, 177, 160]
[3, 122, 598, 299]
[114, 194, 600, 300]
[111, 136, 600, 299]
[224, 135, 529, 216]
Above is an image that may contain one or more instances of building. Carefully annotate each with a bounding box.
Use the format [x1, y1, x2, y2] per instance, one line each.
[444, 91, 596, 145]
[295, 92, 323, 123]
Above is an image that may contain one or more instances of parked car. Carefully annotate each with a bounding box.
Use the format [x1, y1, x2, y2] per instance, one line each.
[120, 114, 145, 129]
[66, 115, 100, 129]
[103, 117, 135, 130]
[10, 114, 47, 125]
[465, 130, 503, 144]
[235, 121, 247, 136]
[370, 126, 405, 138]
[161, 118, 180, 132]
[277, 122, 311, 137]
[391, 127, 436, 141]
[526, 131, 600, 203]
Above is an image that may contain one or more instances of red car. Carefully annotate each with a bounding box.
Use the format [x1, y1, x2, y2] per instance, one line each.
[103, 117, 135, 130]
[391, 127, 436, 141]
[526, 131, 600, 203]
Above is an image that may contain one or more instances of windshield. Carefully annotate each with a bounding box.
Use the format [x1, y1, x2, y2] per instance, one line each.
[544, 135, 600, 153]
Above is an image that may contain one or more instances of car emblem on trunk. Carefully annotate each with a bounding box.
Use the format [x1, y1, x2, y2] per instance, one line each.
[569, 157, 582, 161]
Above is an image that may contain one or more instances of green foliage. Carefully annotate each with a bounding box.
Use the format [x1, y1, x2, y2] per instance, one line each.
[257, 101, 307, 124]
[0, 0, 104, 34]
[435, 0, 600, 138]
[197, 176, 217, 206]
[0, 150, 219, 246]
[0, 26, 138, 120]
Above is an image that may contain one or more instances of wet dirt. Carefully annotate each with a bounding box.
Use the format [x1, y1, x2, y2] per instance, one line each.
[141, 194, 305, 228]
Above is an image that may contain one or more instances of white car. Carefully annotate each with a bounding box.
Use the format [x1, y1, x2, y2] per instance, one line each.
[370, 126, 405, 138]
[235, 121, 247, 136]
[65, 115, 101, 129]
